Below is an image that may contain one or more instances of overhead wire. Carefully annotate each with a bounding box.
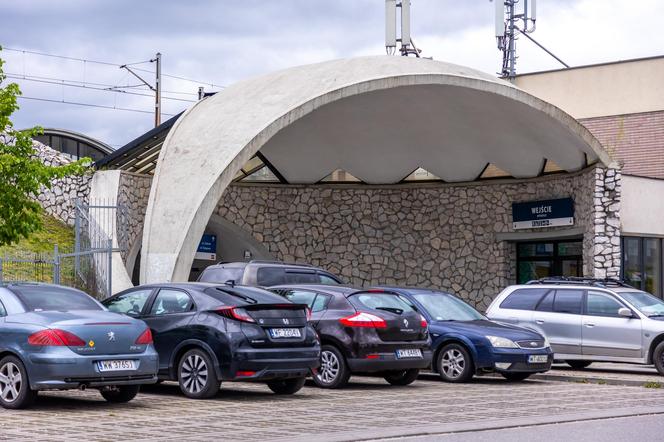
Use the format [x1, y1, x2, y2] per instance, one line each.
[17, 95, 176, 116]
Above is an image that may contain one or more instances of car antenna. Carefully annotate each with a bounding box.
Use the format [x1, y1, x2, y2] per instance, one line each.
[225, 280, 235, 287]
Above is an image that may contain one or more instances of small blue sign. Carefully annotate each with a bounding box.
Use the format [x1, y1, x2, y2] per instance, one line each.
[197, 234, 217, 253]
[512, 198, 574, 229]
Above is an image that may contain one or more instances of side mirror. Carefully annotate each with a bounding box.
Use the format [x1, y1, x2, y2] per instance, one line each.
[618, 307, 634, 318]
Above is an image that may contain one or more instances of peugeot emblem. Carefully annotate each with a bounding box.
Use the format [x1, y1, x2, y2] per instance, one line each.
[107, 331, 116, 342]
[283, 318, 290, 325]
[403, 319, 409, 327]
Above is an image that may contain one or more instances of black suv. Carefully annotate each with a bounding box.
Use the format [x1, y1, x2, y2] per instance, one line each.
[270, 285, 432, 388]
[103, 283, 320, 398]
[197, 261, 343, 286]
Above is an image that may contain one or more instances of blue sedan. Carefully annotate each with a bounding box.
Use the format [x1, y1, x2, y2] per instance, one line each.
[0, 283, 158, 409]
[376, 287, 553, 382]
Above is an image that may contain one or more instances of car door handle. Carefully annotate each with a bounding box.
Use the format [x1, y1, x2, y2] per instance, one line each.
[584, 323, 595, 327]
[535, 319, 544, 324]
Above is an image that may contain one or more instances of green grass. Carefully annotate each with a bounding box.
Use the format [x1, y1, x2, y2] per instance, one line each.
[0, 211, 75, 255]
[0, 211, 75, 284]
[644, 381, 662, 389]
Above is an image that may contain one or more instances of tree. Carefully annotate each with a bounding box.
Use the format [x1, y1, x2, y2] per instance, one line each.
[0, 47, 91, 246]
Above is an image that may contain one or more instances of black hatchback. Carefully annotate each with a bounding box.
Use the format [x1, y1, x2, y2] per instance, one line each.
[103, 283, 320, 398]
[269, 285, 432, 388]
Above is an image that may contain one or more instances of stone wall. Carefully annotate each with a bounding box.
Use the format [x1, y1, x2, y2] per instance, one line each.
[214, 166, 619, 309]
[116, 166, 621, 308]
[32, 140, 92, 226]
[117, 172, 153, 262]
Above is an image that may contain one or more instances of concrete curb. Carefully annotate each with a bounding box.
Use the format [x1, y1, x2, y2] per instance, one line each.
[280, 406, 664, 442]
[530, 372, 661, 387]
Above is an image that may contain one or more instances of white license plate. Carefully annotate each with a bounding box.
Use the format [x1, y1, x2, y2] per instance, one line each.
[269, 328, 301, 339]
[528, 355, 548, 364]
[97, 360, 136, 372]
[396, 349, 423, 359]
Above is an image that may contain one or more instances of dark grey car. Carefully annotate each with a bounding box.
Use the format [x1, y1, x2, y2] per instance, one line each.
[197, 260, 343, 286]
[0, 283, 158, 409]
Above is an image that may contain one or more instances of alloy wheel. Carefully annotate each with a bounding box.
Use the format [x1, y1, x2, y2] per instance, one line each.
[181, 354, 209, 394]
[317, 350, 340, 384]
[440, 349, 466, 379]
[0, 362, 22, 403]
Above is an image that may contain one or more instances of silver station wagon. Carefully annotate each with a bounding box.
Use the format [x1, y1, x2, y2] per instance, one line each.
[486, 277, 664, 375]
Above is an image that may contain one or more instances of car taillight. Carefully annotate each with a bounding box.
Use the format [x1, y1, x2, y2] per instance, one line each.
[339, 312, 387, 329]
[420, 314, 428, 328]
[135, 328, 153, 345]
[306, 307, 312, 321]
[216, 306, 255, 323]
[28, 329, 86, 347]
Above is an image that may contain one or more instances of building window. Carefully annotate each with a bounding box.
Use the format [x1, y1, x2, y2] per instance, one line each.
[516, 240, 583, 284]
[622, 236, 663, 298]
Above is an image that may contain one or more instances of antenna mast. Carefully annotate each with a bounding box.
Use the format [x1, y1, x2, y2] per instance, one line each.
[385, 1, 421, 57]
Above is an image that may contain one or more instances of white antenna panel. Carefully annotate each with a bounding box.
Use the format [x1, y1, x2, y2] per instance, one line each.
[401, 0, 411, 46]
[385, 0, 397, 48]
[495, 0, 504, 37]
[530, 0, 537, 21]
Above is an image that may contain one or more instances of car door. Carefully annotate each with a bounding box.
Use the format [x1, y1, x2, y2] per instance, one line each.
[280, 289, 331, 326]
[141, 288, 197, 371]
[582, 290, 643, 359]
[104, 288, 155, 318]
[532, 289, 584, 355]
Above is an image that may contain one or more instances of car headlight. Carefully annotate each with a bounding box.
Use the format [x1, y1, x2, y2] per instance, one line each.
[486, 335, 519, 348]
[543, 336, 550, 348]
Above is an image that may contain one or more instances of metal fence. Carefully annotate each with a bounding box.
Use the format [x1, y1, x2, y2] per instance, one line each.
[0, 199, 125, 299]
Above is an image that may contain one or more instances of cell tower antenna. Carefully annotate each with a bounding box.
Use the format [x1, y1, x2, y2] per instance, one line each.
[493, 0, 568, 80]
[385, 1, 421, 57]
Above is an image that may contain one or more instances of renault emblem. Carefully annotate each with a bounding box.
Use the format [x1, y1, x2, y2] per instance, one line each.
[107, 331, 116, 342]
[88, 340, 95, 348]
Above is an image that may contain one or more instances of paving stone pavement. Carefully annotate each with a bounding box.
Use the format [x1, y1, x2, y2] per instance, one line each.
[2, 376, 664, 442]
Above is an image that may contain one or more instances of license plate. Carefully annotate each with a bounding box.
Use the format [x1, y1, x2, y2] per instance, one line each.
[269, 328, 301, 339]
[97, 360, 136, 372]
[396, 349, 423, 359]
[528, 355, 548, 364]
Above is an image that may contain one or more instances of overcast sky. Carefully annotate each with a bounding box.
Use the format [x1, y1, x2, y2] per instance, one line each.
[1, 0, 663, 148]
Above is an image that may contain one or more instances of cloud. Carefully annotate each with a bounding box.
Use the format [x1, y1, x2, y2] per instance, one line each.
[1, 0, 662, 148]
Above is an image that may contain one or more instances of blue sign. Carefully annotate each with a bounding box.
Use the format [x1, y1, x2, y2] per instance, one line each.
[512, 198, 574, 229]
[196, 234, 217, 260]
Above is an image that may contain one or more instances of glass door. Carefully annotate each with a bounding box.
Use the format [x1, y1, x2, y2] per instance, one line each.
[516, 240, 583, 284]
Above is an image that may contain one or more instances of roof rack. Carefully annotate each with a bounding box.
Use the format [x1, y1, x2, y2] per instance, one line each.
[247, 260, 316, 267]
[525, 276, 634, 289]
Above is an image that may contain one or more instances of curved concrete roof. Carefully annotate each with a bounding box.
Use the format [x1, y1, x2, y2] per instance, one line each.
[140, 55, 612, 283]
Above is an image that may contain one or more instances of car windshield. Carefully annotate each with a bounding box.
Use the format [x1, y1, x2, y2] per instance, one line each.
[412, 293, 484, 321]
[12, 286, 102, 312]
[620, 291, 664, 317]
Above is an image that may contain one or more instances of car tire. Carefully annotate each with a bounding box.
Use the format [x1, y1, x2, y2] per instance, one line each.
[0, 355, 38, 409]
[566, 360, 593, 370]
[178, 349, 220, 399]
[653, 341, 664, 376]
[436, 343, 474, 383]
[383, 368, 420, 386]
[501, 372, 531, 381]
[100, 385, 140, 403]
[267, 377, 306, 395]
[313, 345, 350, 389]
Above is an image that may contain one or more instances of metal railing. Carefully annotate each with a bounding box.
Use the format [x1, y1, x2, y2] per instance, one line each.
[0, 200, 125, 299]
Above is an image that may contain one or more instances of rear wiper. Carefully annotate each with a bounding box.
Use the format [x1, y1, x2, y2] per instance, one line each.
[376, 307, 403, 315]
[216, 288, 257, 304]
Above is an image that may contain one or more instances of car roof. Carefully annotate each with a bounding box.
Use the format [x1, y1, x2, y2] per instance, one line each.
[373, 286, 454, 296]
[504, 284, 647, 294]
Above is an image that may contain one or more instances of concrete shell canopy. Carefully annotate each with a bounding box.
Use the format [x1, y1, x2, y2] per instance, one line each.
[141, 55, 611, 283]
